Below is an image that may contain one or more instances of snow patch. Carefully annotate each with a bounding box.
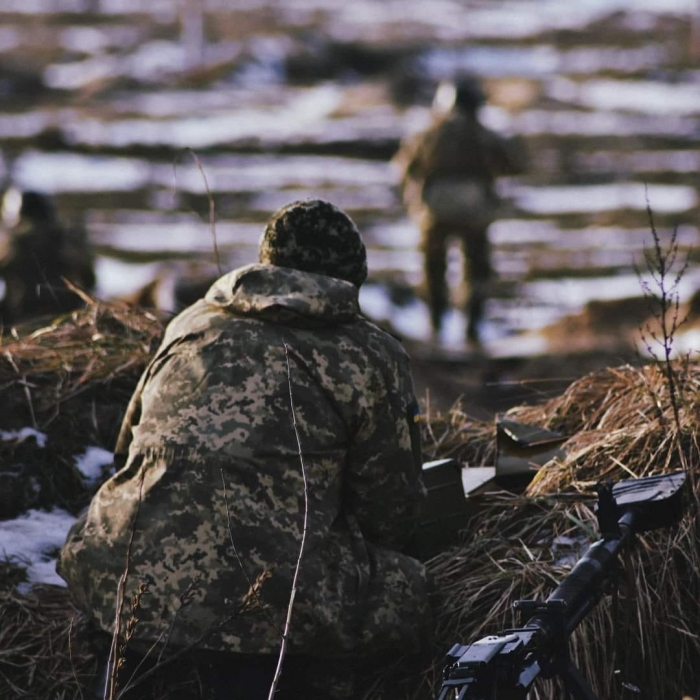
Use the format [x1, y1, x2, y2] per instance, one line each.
[74, 446, 114, 486]
[0, 428, 47, 448]
[0, 509, 77, 589]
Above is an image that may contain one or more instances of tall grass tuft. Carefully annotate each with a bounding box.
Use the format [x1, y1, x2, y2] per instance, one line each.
[423, 360, 700, 699]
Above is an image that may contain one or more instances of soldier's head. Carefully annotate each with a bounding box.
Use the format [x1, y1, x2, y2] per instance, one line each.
[2, 189, 56, 226]
[259, 199, 368, 288]
[433, 74, 486, 115]
[19, 191, 57, 222]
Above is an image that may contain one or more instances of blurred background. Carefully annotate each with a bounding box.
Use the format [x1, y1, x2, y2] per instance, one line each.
[1, 0, 699, 411]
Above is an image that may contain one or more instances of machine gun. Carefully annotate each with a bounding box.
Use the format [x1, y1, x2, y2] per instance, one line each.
[438, 471, 688, 700]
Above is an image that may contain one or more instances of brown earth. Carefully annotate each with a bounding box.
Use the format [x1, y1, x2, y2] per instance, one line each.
[405, 290, 700, 419]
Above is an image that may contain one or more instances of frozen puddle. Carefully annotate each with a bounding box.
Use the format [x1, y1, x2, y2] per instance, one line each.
[421, 43, 670, 80]
[13, 150, 394, 195]
[516, 183, 697, 215]
[510, 110, 700, 138]
[548, 78, 700, 116]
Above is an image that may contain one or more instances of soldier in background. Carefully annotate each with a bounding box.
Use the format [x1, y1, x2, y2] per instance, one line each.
[394, 75, 526, 345]
[0, 189, 95, 326]
[58, 199, 432, 699]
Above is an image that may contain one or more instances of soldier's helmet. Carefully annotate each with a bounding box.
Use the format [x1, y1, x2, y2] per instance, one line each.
[259, 199, 368, 288]
[433, 74, 486, 114]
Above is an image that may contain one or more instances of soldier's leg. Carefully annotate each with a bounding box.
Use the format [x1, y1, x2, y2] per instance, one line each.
[419, 222, 449, 336]
[116, 645, 344, 700]
[352, 545, 436, 700]
[462, 228, 492, 344]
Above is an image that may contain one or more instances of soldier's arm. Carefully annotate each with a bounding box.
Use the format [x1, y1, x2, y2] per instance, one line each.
[392, 123, 441, 187]
[487, 129, 528, 177]
[344, 350, 425, 551]
[113, 369, 147, 468]
[112, 303, 204, 464]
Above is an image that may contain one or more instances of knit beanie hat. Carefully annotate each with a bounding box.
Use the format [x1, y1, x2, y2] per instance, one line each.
[259, 199, 368, 288]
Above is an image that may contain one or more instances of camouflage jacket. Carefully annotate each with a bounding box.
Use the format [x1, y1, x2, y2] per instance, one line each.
[58, 263, 427, 658]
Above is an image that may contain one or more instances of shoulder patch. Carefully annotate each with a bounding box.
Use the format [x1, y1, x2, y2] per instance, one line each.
[407, 402, 422, 471]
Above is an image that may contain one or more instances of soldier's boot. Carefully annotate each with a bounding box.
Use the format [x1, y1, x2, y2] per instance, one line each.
[466, 289, 485, 344]
[462, 230, 491, 345]
[429, 303, 445, 338]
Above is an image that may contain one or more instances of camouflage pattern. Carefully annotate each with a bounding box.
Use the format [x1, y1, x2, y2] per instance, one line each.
[259, 199, 368, 288]
[394, 106, 526, 340]
[0, 190, 95, 325]
[58, 263, 431, 674]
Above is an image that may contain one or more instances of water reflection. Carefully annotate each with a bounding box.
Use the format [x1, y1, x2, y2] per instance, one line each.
[516, 184, 697, 215]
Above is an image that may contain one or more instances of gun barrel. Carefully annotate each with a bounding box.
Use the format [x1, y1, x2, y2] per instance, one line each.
[545, 510, 635, 634]
[438, 473, 687, 699]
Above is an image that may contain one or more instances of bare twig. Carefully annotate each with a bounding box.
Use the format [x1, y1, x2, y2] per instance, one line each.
[155, 576, 200, 664]
[634, 194, 692, 483]
[268, 343, 310, 700]
[62, 277, 97, 306]
[105, 467, 147, 700]
[172, 149, 222, 277]
[220, 470, 283, 637]
[115, 627, 169, 699]
[4, 351, 36, 428]
[117, 578, 194, 698]
[67, 616, 85, 700]
[116, 571, 272, 698]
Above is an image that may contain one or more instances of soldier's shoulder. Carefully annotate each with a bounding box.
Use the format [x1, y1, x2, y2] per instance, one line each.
[352, 315, 410, 362]
[160, 298, 219, 343]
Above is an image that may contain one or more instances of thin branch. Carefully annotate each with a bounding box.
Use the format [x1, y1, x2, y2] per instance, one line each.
[220, 469, 283, 637]
[105, 467, 146, 700]
[116, 627, 169, 699]
[268, 343, 310, 700]
[4, 352, 36, 428]
[117, 577, 197, 698]
[115, 456, 280, 698]
[169, 148, 222, 277]
[635, 194, 692, 482]
[116, 571, 271, 698]
[155, 576, 201, 664]
[183, 148, 222, 277]
[67, 616, 85, 700]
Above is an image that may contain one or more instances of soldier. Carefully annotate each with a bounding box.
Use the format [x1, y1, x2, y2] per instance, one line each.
[58, 199, 432, 699]
[394, 75, 526, 344]
[0, 189, 95, 326]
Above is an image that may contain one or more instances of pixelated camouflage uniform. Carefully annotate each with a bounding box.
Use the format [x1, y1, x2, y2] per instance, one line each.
[395, 103, 525, 341]
[58, 263, 431, 673]
[0, 191, 95, 325]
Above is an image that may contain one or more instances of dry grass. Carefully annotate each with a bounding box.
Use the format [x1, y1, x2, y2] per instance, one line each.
[507, 362, 700, 492]
[0, 299, 165, 516]
[422, 360, 700, 699]
[0, 296, 164, 440]
[0, 300, 164, 698]
[420, 400, 495, 466]
[0, 583, 102, 699]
